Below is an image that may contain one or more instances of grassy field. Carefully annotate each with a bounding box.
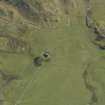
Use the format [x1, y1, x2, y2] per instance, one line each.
[0, 0, 105, 105]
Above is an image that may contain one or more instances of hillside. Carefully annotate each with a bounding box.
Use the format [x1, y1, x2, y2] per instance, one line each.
[0, 0, 105, 105]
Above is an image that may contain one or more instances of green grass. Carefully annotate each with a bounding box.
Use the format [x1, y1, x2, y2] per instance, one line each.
[0, 0, 105, 105]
